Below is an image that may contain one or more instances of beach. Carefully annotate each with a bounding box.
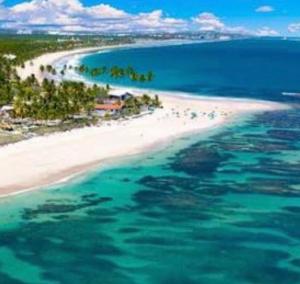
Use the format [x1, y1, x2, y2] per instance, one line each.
[0, 44, 288, 197]
[16, 39, 199, 83]
[16, 45, 124, 83]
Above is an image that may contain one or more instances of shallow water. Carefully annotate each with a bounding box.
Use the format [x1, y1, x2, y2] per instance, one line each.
[0, 108, 300, 283]
[1, 39, 300, 283]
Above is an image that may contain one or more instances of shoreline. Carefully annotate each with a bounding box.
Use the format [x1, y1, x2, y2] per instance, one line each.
[56, 42, 289, 109]
[0, 118, 224, 199]
[0, 42, 289, 198]
[16, 39, 204, 83]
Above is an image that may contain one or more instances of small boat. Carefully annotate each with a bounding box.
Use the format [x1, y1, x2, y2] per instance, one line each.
[282, 92, 300, 98]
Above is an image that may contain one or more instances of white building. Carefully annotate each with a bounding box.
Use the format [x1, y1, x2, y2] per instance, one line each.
[3, 54, 16, 60]
[109, 89, 134, 101]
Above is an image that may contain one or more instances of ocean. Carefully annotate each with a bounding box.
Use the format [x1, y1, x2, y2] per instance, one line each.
[80, 39, 300, 103]
[0, 39, 300, 284]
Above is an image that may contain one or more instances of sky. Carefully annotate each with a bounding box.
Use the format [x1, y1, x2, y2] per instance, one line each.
[1, 0, 300, 36]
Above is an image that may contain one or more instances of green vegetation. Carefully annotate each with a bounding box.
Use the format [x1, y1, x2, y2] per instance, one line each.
[0, 51, 160, 121]
[0, 35, 134, 65]
[0, 51, 109, 120]
[75, 64, 155, 83]
[122, 94, 162, 116]
[13, 78, 105, 120]
[0, 35, 162, 144]
[0, 56, 19, 106]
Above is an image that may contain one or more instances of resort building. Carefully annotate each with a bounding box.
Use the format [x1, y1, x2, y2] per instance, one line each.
[94, 102, 124, 117]
[0, 105, 14, 118]
[108, 89, 133, 101]
[3, 54, 16, 60]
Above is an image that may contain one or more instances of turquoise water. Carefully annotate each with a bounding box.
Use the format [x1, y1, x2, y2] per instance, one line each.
[1, 39, 300, 283]
[0, 110, 300, 283]
[81, 39, 300, 103]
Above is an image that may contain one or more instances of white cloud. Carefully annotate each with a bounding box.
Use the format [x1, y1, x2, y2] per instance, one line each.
[225, 26, 252, 35]
[1, 0, 188, 33]
[0, 0, 284, 36]
[256, 26, 279, 36]
[192, 12, 253, 36]
[132, 10, 187, 32]
[192, 13, 224, 31]
[87, 4, 127, 19]
[288, 23, 300, 33]
[256, 6, 274, 13]
[9, 0, 128, 28]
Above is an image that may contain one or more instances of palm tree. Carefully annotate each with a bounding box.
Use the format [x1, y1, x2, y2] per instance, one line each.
[130, 72, 139, 81]
[141, 94, 151, 105]
[46, 65, 52, 73]
[153, 95, 161, 108]
[78, 65, 85, 73]
[139, 74, 146, 82]
[146, 71, 154, 81]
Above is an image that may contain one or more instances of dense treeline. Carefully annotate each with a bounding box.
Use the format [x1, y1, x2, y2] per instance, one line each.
[0, 55, 161, 121]
[13, 78, 106, 120]
[0, 35, 134, 65]
[122, 94, 161, 116]
[0, 36, 161, 124]
[0, 56, 19, 106]
[0, 54, 109, 120]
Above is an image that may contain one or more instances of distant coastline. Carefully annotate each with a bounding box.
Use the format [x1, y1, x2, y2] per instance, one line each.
[0, 40, 289, 198]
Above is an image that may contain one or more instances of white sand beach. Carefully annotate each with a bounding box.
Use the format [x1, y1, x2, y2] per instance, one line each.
[16, 40, 196, 83]
[16, 45, 122, 83]
[0, 45, 288, 197]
